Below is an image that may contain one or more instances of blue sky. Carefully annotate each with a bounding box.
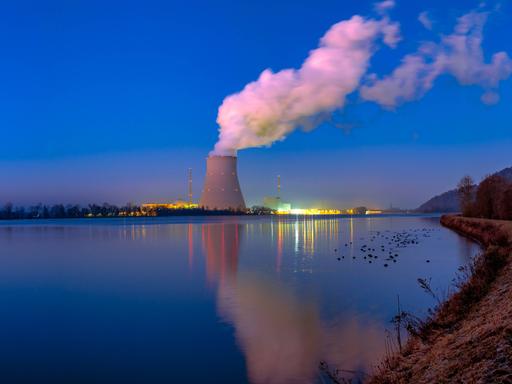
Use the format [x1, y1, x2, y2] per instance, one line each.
[0, 0, 511, 208]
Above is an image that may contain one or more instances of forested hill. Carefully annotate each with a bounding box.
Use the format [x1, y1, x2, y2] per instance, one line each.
[416, 166, 512, 213]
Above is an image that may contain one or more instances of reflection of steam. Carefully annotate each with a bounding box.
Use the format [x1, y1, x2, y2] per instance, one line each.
[217, 275, 386, 383]
[218, 275, 322, 384]
[201, 222, 387, 383]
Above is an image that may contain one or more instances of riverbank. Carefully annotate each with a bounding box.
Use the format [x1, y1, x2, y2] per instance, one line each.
[369, 215, 512, 383]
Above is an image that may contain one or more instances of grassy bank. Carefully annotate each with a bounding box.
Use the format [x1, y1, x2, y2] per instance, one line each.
[368, 215, 512, 384]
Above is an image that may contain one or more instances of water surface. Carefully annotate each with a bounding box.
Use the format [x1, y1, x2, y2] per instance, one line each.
[0, 215, 479, 383]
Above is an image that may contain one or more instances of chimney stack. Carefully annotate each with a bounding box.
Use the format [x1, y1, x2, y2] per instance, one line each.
[188, 168, 193, 204]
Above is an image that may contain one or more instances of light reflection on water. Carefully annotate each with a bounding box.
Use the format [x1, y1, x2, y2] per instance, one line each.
[0, 216, 479, 383]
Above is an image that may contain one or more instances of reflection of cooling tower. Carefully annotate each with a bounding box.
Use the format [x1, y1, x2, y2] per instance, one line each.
[202, 223, 241, 283]
[200, 156, 246, 210]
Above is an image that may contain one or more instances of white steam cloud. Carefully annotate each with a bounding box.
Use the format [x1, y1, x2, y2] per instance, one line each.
[360, 11, 512, 108]
[375, 0, 396, 14]
[212, 4, 511, 155]
[418, 11, 433, 30]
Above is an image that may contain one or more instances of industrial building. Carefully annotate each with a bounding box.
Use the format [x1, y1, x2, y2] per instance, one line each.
[141, 201, 198, 211]
[200, 155, 246, 211]
[141, 168, 198, 214]
[262, 175, 291, 211]
[262, 196, 291, 211]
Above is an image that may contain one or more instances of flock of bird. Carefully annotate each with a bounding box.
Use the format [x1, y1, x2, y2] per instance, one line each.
[334, 227, 439, 267]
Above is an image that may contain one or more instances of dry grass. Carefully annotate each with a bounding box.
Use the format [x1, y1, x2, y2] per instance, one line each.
[367, 215, 512, 384]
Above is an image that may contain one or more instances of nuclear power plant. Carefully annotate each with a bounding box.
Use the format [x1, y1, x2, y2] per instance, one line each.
[200, 155, 246, 211]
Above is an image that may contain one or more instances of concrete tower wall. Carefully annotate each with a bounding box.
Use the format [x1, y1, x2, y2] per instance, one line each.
[200, 156, 246, 210]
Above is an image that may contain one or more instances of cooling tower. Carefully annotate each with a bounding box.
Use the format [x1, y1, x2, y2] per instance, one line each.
[200, 155, 246, 211]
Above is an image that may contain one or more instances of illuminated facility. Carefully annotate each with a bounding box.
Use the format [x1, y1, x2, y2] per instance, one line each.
[262, 175, 340, 215]
[137, 159, 385, 216]
[141, 168, 198, 214]
[141, 200, 198, 211]
[263, 175, 291, 211]
[275, 208, 342, 215]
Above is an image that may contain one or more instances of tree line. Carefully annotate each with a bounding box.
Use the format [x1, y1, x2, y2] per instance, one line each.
[458, 174, 512, 220]
[0, 203, 141, 220]
[0, 203, 266, 220]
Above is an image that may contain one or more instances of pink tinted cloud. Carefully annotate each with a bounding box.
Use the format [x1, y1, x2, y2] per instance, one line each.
[374, 0, 395, 14]
[360, 11, 512, 108]
[418, 11, 433, 30]
[212, 5, 511, 155]
[212, 14, 400, 155]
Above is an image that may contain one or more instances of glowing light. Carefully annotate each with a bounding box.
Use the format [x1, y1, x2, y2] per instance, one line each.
[275, 208, 341, 215]
[141, 201, 199, 214]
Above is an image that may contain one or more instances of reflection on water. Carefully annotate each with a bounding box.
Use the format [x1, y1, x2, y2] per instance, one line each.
[0, 216, 480, 383]
[219, 274, 322, 384]
[201, 221, 385, 383]
[201, 223, 240, 285]
[193, 216, 480, 383]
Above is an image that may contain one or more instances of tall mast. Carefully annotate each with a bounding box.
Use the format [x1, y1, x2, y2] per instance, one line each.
[188, 168, 193, 204]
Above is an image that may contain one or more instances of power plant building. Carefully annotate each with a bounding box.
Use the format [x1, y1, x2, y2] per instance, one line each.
[200, 155, 246, 211]
[263, 196, 291, 211]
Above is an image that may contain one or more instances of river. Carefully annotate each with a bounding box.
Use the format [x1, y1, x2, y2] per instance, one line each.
[0, 215, 479, 383]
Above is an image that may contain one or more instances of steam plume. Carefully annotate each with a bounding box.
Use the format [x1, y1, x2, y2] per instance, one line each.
[418, 11, 433, 30]
[212, 5, 511, 155]
[360, 11, 512, 107]
[212, 7, 400, 155]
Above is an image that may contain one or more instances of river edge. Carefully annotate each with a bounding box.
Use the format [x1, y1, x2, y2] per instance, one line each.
[367, 215, 512, 383]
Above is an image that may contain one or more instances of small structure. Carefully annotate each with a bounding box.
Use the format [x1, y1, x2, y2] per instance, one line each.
[263, 196, 291, 211]
[263, 174, 291, 211]
[141, 201, 199, 215]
